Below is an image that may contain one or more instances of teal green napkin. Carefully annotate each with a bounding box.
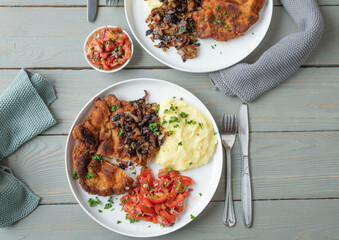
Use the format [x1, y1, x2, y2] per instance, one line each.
[0, 69, 57, 228]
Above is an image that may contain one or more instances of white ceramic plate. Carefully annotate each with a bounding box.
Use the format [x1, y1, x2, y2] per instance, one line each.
[125, 0, 273, 73]
[65, 79, 223, 238]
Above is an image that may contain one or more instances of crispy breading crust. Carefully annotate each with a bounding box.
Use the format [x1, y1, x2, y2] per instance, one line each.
[73, 147, 133, 196]
[192, 0, 265, 41]
[72, 93, 163, 196]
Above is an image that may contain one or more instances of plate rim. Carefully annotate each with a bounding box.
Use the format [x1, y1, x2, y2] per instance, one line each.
[124, 0, 273, 73]
[64, 78, 223, 237]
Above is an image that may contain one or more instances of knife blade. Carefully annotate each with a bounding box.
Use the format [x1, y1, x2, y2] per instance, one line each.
[88, 0, 98, 23]
[238, 103, 252, 228]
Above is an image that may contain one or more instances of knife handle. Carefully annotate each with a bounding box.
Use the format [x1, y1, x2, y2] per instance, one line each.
[241, 155, 252, 228]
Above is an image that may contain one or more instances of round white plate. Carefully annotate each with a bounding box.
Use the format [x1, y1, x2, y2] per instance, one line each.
[65, 79, 223, 238]
[125, 0, 273, 73]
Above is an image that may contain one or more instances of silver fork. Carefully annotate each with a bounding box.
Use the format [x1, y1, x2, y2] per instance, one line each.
[221, 113, 237, 227]
[106, 0, 120, 6]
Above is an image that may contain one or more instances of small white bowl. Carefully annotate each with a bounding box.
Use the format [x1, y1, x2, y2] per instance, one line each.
[84, 25, 134, 73]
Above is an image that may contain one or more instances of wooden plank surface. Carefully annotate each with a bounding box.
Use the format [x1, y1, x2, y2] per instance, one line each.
[1, 68, 338, 134]
[3, 131, 339, 204]
[1, 200, 339, 240]
[1, 0, 338, 6]
[0, 6, 338, 68]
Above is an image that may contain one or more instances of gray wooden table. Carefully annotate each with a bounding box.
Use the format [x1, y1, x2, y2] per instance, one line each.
[1, 1, 339, 239]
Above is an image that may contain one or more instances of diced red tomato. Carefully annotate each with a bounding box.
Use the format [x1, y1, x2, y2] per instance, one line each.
[120, 167, 193, 227]
[85, 26, 132, 71]
[148, 192, 167, 204]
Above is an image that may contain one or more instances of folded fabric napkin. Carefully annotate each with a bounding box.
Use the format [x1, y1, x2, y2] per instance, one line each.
[209, 0, 324, 103]
[0, 69, 56, 228]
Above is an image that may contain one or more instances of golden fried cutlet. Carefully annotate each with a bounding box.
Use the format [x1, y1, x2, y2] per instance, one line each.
[73, 147, 133, 196]
[72, 97, 111, 153]
[72, 92, 164, 196]
[192, 0, 265, 41]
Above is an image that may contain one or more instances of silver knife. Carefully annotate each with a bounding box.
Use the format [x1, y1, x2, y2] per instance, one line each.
[88, 0, 98, 23]
[238, 103, 252, 228]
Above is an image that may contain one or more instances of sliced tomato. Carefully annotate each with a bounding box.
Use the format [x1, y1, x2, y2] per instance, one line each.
[137, 204, 156, 217]
[160, 210, 176, 223]
[148, 192, 167, 204]
[182, 176, 194, 186]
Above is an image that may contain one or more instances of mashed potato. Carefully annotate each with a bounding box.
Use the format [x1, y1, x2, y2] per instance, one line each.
[145, 0, 162, 9]
[154, 98, 218, 171]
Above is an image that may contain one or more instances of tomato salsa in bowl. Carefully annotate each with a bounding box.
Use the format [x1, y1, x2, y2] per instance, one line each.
[84, 26, 133, 73]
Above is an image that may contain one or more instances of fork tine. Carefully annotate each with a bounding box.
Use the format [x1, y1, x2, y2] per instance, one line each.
[222, 113, 226, 133]
[227, 113, 232, 131]
[232, 114, 237, 132]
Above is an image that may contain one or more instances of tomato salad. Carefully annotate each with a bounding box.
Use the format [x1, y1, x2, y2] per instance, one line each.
[120, 167, 194, 227]
[85, 26, 132, 71]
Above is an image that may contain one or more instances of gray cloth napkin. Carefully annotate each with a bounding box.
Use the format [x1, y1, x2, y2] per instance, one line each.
[0, 69, 56, 228]
[209, 0, 324, 103]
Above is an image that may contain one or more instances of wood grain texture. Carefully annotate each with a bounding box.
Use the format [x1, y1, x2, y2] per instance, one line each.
[1, 0, 338, 6]
[0, 6, 337, 68]
[0, 68, 338, 134]
[3, 132, 339, 204]
[1, 200, 339, 240]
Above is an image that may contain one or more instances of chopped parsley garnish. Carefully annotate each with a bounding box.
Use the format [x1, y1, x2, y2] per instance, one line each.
[180, 97, 183, 100]
[108, 196, 114, 204]
[117, 129, 124, 136]
[88, 197, 100, 207]
[170, 104, 176, 112]
[215, 5, 219, 10]
[178, 141, 183, 146]
[199, 122, 204, 129]
[185, 119, 196, 125]
[180, 112, 189, 118]
[131, 142, 135, 149]
[197, 133, 200, 136]
[132, 171, 136, 175]
[85, 172, 94, 179]
[169, 116, 180, 124]
[149, 123, 160, 135]
[173, 124, 179, 128]
[168, 131, 174, 136]
[98, 209, 102, 213]
[199, 193, 202, 197]
[92, 154, 102, 160]
[94, 55, 99, 62]
[72, 171, 78, 180]
[162, 119, 168, 125]
[142, 166, 145, 172]
[164, 109, 169, 114]
[129, 217, 136, 223]
[179, 27, 184, 32]
[156, 104, 160, 112]
[117, 220, 121, 224]
[108, 104, 119, 112]
[189, 162, 193, 165]
[104, 203, 112, 209]
[204, 18, 208, 21]
[98, 65, 103, 69]
[85, 118, 90, 121]
[168, 167, 172, 173]
[225, 24, 229, 30]
[190, 214, 196, 219]
[148, 225, 151, 228]
[214, 132, 217, 135]
[211, 45, 215, 49]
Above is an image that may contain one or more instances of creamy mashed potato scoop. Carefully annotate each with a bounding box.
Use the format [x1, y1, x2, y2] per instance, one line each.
[144, 0, 162, 9]
[154, 99, 218, 171]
